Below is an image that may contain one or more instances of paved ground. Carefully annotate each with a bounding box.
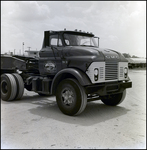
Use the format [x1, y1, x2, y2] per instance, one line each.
[1, 69, 146, 149]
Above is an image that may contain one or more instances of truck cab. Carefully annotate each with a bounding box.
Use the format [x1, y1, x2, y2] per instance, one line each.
[39, 30, 99, 75]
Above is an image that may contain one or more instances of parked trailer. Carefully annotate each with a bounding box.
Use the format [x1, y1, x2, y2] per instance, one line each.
[1, 29, 132, 116]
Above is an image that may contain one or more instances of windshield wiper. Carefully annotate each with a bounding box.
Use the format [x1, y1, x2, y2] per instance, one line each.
[80, 45, 96, 47]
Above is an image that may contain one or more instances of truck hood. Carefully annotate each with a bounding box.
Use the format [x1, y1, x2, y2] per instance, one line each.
[67, 46, 127, 62]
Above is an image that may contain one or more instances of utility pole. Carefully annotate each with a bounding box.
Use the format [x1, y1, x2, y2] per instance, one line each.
[22, 42, 24, 55]
[14, 49, 15, 55]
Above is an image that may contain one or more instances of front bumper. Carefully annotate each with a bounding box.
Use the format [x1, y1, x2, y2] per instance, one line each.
[85, 81, 132, 96]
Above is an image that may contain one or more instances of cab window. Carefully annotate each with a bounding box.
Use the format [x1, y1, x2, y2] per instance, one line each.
[50, 35, 62, 46]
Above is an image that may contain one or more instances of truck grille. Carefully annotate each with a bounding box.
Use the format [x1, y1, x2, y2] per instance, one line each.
[105, 62, 118, 80]
[119, 67, 124, 78]
[100, 67, 104, 79]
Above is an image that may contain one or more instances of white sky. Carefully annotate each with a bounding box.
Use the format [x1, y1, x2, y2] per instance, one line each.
[1, 1, 146, 57]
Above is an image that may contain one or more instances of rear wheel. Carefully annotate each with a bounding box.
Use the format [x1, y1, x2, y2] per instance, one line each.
[1, 74, 17, 101]
[101, 90, 126, 106]
[56, 79, 87, 116]
[12, 73, 24, 100]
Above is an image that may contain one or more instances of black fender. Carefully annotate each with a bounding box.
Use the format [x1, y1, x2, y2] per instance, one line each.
[51, 68, 91, 95]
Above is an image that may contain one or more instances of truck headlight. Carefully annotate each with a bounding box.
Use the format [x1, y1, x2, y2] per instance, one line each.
[124, 67, 128, 78]
[94, 68, 99, 81]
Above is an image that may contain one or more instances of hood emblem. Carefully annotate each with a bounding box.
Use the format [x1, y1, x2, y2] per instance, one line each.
[105, 55, 118, 59]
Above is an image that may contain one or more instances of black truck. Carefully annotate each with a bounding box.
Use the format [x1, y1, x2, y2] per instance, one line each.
[1, 29, 132, 116]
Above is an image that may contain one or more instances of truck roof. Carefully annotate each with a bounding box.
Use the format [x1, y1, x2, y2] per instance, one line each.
[45, 30, 95, 37]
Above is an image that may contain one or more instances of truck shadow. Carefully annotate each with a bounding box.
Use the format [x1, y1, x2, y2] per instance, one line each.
[3, 93, 130, 126]
[29, 100, 130, 126]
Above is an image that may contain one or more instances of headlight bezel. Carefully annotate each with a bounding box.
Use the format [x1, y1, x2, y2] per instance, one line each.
[124, 67, 128, 78]
[94, 68, 99, 81]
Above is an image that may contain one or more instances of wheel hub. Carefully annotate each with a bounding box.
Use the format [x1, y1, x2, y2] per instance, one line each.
[62, 89, 74, 105]
[1, 81, 8, 94]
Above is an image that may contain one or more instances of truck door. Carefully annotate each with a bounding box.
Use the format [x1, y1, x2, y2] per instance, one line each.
[39, 34, 63, 75]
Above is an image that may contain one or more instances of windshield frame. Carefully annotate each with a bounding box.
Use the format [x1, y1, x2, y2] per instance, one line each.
[63, 33, 98, 47]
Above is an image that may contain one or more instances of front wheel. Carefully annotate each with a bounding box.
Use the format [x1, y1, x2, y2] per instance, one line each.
[101, 90, 126, 106]
[56, 79, 87, 116]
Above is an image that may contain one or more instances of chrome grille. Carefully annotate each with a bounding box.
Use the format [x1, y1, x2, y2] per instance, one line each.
[120, 67, 123, 78]
[105, 62, 118, 80]
[100, 67, 104, 79]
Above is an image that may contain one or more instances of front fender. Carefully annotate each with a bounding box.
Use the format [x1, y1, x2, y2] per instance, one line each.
[51, 68, 91, 95]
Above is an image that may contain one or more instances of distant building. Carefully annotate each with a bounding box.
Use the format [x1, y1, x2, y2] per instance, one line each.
[4, 52, 13, 56]
[25, 50, 39, 58]
[126, 58, 146, 68]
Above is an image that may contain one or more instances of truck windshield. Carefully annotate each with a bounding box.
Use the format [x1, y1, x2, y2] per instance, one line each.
[64, 33, 97, 47]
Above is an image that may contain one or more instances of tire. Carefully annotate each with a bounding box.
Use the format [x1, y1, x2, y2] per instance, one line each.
[1, 74, 17, 101]
[101, 90, 126, 106]
[12, 73, 24, 100]
[56, 79, 87, 116]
